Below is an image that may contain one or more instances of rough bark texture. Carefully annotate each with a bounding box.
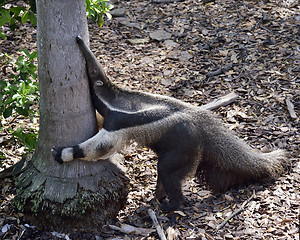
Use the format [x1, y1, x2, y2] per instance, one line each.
[13, 0, 128, 232]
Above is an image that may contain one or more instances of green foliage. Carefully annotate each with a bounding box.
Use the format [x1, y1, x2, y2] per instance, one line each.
[0, 0, 113, 39]
[0, 0, 37, 39]
[0, 49, 39, 155]
[1, 49, 39, 118]
[0, 148, 4, 165]
[11, 127, 37, 152]
[86, 0, 114, 27]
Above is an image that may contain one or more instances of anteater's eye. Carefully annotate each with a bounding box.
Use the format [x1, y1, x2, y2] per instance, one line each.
[95, 80, 103, 86]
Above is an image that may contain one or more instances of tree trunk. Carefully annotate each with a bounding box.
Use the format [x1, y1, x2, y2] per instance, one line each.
[13, 0, 128, 233]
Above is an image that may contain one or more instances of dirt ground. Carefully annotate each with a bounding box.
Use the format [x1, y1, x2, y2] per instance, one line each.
[0, 0, 299, 239]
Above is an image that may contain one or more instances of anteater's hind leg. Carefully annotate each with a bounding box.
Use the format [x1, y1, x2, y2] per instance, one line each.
[156, 149, 196, 212]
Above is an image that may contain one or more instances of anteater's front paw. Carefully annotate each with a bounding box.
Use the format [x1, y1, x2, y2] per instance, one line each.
[159, 197, 185, 212]
[51, 146, 64, 164]
[159, 201, 174, 212]
[159, 199, 178, 213]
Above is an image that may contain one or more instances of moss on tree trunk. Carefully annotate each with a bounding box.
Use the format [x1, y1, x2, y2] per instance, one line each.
[14, 155, 128, 232]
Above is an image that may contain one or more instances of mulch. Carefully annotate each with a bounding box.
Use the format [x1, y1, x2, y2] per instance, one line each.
[0, 0, 299, 239]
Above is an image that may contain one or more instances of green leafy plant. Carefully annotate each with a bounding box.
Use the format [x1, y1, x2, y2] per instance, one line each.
[0, 0, 112, 39]
[0, 137, 4, 165]
[1, 49, 38, 118]
[86, 0, 114, 27]
[0, 49, 39, 155]
[11, 127, 37, 152]
[0, 0, 37, 39]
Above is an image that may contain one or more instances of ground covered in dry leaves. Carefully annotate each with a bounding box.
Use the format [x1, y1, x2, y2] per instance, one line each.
[0, 0, 299, 239]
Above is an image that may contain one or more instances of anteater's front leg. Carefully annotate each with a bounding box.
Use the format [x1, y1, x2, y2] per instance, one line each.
[51, 128, 123, 164]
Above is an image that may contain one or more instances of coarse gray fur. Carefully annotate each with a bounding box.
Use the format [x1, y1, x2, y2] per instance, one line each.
[51, 36, 288, 211]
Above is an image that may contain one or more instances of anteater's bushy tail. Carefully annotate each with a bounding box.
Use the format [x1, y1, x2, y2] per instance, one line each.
[196, 120, 288, 192]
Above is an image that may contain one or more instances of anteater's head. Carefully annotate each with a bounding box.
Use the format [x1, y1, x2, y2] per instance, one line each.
[76, 36, 111, 89]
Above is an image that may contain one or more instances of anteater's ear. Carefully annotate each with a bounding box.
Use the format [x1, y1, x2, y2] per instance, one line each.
[95, 80, 104, 86]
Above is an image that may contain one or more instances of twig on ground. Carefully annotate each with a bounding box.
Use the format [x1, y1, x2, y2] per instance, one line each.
[285, 98, 298, 120]
[166, 227, 177, 240]
[148, 208, 167, 240]
[200, 92, 238, 110]
[108, 223, 155, 236]
[216, 190, 256, 231]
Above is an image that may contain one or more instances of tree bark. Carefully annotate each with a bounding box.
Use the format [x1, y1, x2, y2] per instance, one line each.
[13, 0, 128, 233]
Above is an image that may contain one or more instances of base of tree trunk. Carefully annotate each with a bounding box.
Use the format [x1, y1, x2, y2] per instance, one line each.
[13, 154, 129, 233]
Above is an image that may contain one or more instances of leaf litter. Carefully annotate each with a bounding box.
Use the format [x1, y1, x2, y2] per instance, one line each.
[0, 0, 299, 239]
